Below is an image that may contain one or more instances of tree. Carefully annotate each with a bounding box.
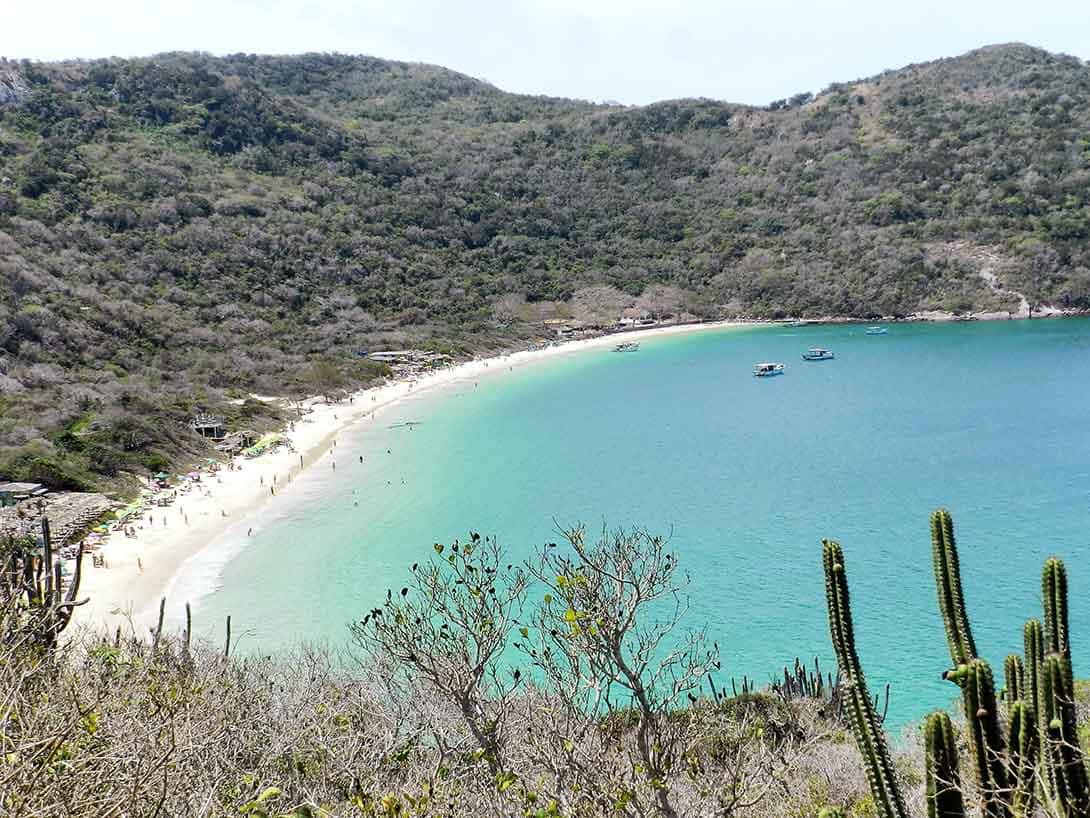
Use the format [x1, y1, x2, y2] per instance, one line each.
[521, 525, 718, 818]
[351, 533, 529, 782]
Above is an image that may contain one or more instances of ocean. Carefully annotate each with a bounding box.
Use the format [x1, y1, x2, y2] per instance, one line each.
[178, 318, 1090, 730]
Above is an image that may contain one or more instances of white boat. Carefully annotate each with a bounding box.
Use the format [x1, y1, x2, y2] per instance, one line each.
[753, 362, 785, 377]
[801, 347, 835, 361]
[614, 341, 640, 352]
[865, 326, 888, 335]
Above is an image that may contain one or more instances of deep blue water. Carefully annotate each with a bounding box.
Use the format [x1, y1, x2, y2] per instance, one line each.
[183, 319, 1090, 729]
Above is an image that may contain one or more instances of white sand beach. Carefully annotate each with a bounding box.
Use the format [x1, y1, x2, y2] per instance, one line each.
[76, 320, 748, 635]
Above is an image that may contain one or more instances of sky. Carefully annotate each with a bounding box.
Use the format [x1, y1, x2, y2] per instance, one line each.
[1, 0, 1088, 105]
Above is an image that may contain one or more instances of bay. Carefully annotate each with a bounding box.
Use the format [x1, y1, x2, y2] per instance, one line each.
[187, 318, 1090, 730]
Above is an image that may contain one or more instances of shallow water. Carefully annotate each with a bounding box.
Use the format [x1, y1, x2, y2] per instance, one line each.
[184, 319, 1090, 730]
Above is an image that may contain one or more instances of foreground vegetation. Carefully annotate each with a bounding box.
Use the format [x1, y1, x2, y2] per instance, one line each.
[3, 43, 1090, 490]
[5, 509, 1090, 816]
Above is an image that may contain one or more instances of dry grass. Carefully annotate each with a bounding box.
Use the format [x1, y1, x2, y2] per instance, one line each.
[0, 625, 898, 818]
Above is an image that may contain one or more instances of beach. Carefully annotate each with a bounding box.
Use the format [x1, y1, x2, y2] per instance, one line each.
[76, 320, 748, 635]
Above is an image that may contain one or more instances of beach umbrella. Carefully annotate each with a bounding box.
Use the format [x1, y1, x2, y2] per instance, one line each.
[154, 472, 168, 479]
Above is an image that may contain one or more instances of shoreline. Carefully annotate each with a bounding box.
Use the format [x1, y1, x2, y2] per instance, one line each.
[76, 319, 751, 634]
[73, 308, 1090, 635]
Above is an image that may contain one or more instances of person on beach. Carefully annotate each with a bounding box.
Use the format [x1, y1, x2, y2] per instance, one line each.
[247, 528, 252, 537]
[359, 455, 363, 463]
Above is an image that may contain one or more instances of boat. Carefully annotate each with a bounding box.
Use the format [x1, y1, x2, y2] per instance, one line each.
[614, 341, 640, 352]
[801, 347, 835, 361]
[865, 326, 888, 335]
[788, 319, 806, 328]
[753, 362, 785, 377]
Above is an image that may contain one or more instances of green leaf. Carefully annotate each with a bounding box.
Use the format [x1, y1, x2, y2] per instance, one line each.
[256, 787, 282, 804]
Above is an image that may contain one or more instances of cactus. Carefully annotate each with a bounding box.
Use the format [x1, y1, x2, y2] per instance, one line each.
[925, 710, 966, 818]
[1003, 655, 1024, 703]
[929, 513, 1014, 818]
[824, 511, 1090, 818]
[2, 518, 87, 649]
[932, 508, 977, 667]
[822, 539, 908, 818]
[1041, 653, 1090, 817]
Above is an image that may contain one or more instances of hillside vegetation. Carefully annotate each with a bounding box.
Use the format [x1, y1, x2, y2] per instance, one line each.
[2, 43, 1090, 491]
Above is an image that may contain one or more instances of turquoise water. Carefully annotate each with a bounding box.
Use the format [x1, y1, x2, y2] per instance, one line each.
[185, 319, 1090, 730]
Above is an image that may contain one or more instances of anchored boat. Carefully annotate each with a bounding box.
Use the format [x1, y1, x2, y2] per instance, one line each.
[614, 341, 640, 352]
[801, 347, 835, 361]
[865, 326, 888, 335]
[753, 362, 785, 377]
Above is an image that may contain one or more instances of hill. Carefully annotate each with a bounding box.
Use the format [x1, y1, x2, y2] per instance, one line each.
[2, 43, 1090, 492]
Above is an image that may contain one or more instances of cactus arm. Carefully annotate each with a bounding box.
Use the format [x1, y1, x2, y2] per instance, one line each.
[959, 659, 1013, 818]
[1024, 620, 1044, 709]
[924, 711, 966, 818]
[1042, 559, 1070, 660]
[1008, 699, 1038, 817]
[1041, 654, 1090, 818]
[822, 540, 908, 818]
[931, 509, 977, 668]
[1004, 654, 1024, 703]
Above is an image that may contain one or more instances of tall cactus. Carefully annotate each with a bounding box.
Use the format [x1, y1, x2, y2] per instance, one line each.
[822, 539, 908, 818]
[932, 509, 977, 667]
[925, 710, 965, 818]
[930, 512, 1014, 818]
[2, 518, 87, 649]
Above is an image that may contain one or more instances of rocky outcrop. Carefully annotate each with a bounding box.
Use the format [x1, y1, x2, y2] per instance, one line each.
[0, 66, 30, 105]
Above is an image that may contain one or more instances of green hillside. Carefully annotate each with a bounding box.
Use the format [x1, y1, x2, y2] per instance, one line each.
[2, 43, 1089, 491]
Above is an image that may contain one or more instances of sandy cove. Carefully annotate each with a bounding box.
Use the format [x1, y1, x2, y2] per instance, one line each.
[76, 320, 750, 635]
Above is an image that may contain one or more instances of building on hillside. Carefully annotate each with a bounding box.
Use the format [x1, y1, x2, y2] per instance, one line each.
[368, 350, 453, 378]
[617, 308, 656, 328]
[190, 413, 226, 440]
[0, 482, 48, 507]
